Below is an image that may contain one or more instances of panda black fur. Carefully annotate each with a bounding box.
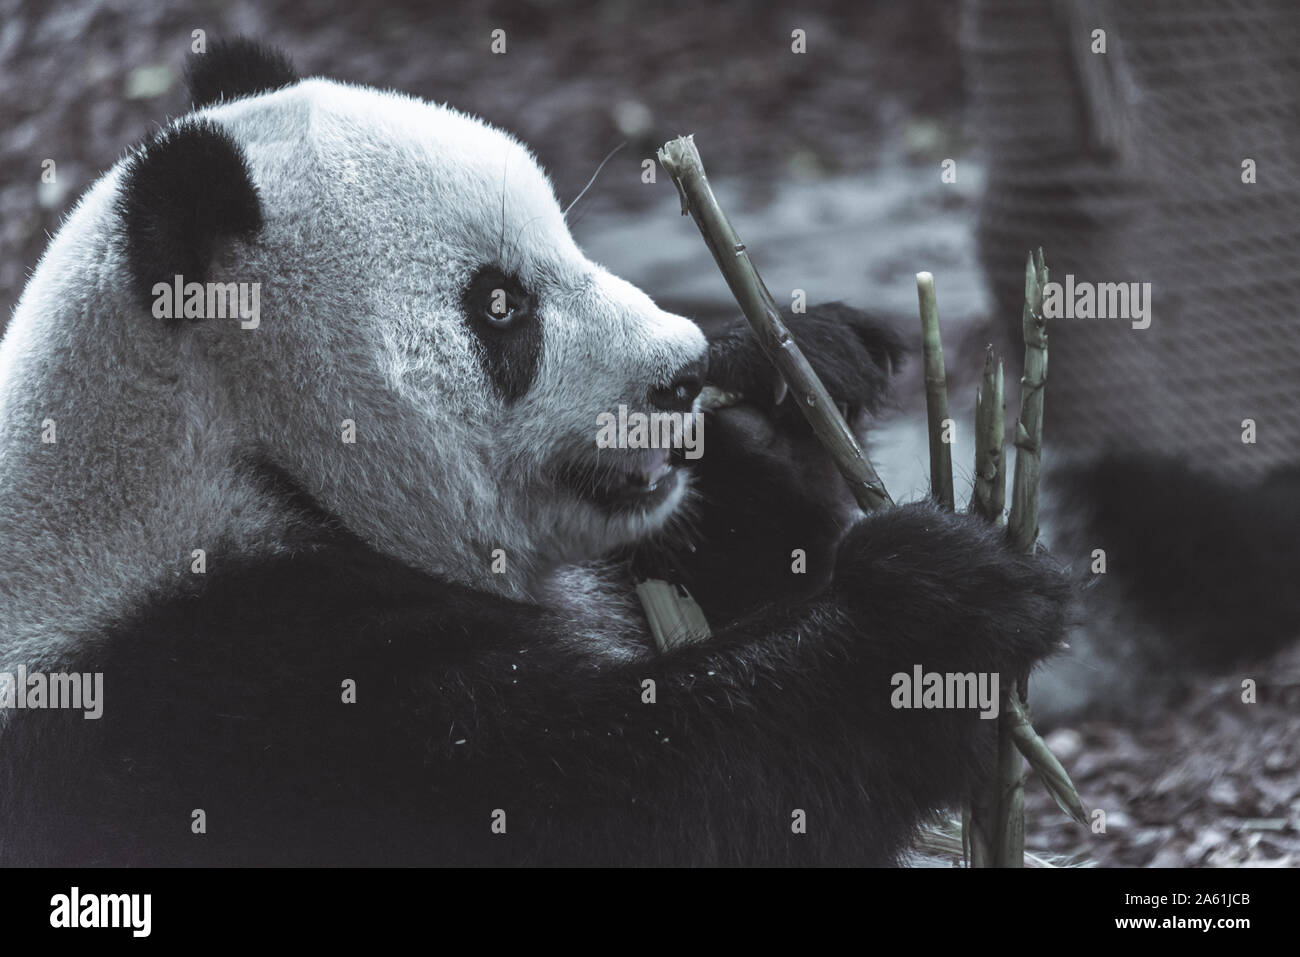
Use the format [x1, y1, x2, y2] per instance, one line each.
[0, 40, 1070, 866]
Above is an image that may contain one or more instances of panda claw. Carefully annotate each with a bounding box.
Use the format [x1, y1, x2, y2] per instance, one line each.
[773, 377, 789, 407]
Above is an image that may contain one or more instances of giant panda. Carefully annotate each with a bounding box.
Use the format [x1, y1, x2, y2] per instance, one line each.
[0, 39, 1070, 866]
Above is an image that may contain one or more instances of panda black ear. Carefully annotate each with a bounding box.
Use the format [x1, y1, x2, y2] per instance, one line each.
[116, 119, 263, 313]
[185, 37, 298, 108]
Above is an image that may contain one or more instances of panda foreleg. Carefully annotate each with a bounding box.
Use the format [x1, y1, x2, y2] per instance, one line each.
[431, 503, 1069, 864]
[0, 503, 1066, 866]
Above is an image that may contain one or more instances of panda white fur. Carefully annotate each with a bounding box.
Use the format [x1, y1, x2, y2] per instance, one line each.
[0, 40, 1069, 866]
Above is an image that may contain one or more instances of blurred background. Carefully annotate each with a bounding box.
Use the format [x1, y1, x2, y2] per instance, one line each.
[3, 0, 1298, 867]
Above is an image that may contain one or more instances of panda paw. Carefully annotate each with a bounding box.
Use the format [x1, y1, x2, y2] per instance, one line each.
[645, 305, 906, 621]
[705, 302, 907, 428]
[831, 503, 1072, 677]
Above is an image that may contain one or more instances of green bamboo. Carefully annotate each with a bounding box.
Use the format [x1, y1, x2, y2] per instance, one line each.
[657, 136, 892, 512]
[967, 350, 1007, 866]
[971, 347, 1006, 522]
[994, 680, 1027, 867]
[919, 275, 995, 866]
[1006, 694, 1089, 825]
[637, 579, 711, 651]
[1008, 248, 1049, 554]
[992, 248, 1050, 867]
[967, 802, 995, 868]
[917, 272, 954, 511]
[961, 806, 971, 866]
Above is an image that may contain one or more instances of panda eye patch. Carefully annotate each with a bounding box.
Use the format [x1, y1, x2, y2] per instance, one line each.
[459, 265, 543, 403]
[463, 266, 534, 330]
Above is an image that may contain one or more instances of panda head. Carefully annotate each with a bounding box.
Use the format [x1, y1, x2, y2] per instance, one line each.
[99, 40, 708, 596]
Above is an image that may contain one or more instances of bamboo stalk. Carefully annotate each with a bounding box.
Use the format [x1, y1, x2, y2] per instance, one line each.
[918, 275, 993, 867]
[637, 579, 711, 651]
[917, 272, 954, 511]
[1008, 249, 1049, 554]
[967, 796, 996, 868]
[1006, 694, 1088, 825]
[971, 347, 1006, 522]
[916, 277, 1014, 866]
[657, 136, 892, 512]
[1000, 256, 1087, 845]
[639, 135, 894, 654]
[990, 248, 1051, 867]
[993, 679, 1026, 867]
[961, 806, 971, 866]
[966, 249, 1085, 866]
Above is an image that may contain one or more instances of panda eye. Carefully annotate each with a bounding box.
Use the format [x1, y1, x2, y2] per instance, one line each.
[463, 266, 534, 332]
[484, 288, 520, 325]
[460, 264, 543, 403]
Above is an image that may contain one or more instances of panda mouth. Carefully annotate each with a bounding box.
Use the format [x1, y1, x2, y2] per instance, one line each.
[560, 447, 686, 512]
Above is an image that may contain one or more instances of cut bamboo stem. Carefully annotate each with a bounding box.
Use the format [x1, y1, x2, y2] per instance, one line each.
[992, 247, 1050, 867]
[637, 579, 712, 650]
[1008, 249, 1049, 555]
[971, 347, 1006, 522]
[917, 272, 1003, 866]
[657, 136, 892, 512]
[917, 272, 955, 511]
[994, 679, 1027, 867]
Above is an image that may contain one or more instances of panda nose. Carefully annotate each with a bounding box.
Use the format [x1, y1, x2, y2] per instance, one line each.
[648, 358, 706, 413]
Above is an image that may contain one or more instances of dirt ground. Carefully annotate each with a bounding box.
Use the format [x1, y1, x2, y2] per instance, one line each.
[2, 0, 1296, 868]
[1025, 644, 1300, 867]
